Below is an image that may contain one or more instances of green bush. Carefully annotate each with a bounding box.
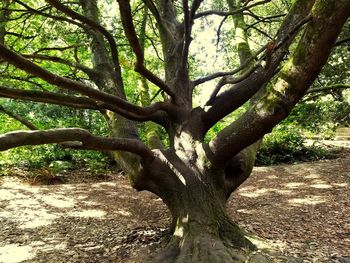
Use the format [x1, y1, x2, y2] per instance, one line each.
[256, 125, 329, 166]
[0, 144, 109, 171]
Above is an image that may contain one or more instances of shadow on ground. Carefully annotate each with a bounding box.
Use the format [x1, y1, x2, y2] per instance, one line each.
[0, 142, 349, 262]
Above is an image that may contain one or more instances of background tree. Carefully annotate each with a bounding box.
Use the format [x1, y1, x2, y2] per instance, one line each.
[0, 0, 349, 262]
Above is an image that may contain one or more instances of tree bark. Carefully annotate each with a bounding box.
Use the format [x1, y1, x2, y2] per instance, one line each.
[0, 0, 349, 262]
[79, 0, 142, 174]
[135, 148, 256, 263]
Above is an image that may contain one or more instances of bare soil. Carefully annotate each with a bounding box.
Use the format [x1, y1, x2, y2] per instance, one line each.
[0, 141, 349, 263]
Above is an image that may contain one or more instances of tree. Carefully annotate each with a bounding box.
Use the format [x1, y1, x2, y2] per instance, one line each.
[0, 0, 349, 262]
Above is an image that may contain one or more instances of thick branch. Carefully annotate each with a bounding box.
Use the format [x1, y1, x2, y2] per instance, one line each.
[182, 0, 190, 64]
[0, 74, 46, 90]
[0, 85, 102, 110]
[33, 44, 82, 54]
[209, 0, 350, 165]
[0, 128, 154, 159]
[141, 0, 165, 32]
[205, 63, 260, 105]
[201, 0, 316, 130]
[0, 43, 172, 122]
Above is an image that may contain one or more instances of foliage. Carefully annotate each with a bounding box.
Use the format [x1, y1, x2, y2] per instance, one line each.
[0, 99, 109, 169]
[0, 0, 349, 261]
[0, 142, 110, 175]
[256, 124, 331, 166]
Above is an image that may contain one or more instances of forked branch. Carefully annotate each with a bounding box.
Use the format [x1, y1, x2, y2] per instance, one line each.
[45, 0, 122, 74]
[117, 0, 175, 99]
[208, 0, 350, 165]
[0, 85, 102, 110]
[192, 44, 266, 87]
[0, 43, 173, 122]
[205, 63, 260, 105]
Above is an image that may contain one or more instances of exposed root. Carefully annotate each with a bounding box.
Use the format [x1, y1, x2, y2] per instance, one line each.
[152, 233, 252, 263]
[151, 220, 257, 263]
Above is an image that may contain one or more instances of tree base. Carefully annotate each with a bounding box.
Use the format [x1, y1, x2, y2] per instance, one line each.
[153, 235, 249, 263]
[151, 219, 257, 263]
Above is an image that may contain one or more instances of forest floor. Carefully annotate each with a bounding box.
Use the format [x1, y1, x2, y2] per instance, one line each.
[0, 141, 349, 263]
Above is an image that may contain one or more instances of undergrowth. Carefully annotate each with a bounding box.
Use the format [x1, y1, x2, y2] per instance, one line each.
[255, 126, 337, 166]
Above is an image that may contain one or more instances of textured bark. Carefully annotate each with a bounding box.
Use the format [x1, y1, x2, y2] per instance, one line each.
[135, 145, 255, 262]
[0, 0, 349, 262]
[79, 0, 141, 174]
[209, 0, 350, 164]
[227, 0, 253, 66]
[138, 7, 163, 149]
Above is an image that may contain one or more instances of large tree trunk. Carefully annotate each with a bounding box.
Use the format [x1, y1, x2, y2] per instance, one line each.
[154, 187, 255, 263]
[79, 0, 142, 173]
[134, 142, 257, 262]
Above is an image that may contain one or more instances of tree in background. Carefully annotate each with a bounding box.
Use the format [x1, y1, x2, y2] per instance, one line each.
[0, 0, 349, 261]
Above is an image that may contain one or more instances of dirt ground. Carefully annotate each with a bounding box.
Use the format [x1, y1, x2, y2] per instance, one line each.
[0, 141, 349, 263]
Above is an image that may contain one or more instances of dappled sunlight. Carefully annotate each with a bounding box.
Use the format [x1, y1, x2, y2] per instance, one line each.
[0, 197, 59, 229]
[254, 167, 273, 172]
[30, 240, 67, 253]
[237, 208, 254, 214]
[81, 200, 100, 206]
[157, 151, 187, 186]
[238, 187, 295, 198]
[41, 194, 76, 208]
[237, 172, 340, 205]
[229, 152, 350, 260]
[0, 178, 114, 231]
[115, 209, 132, 217]
[305, 173, 320, 179]
[237, 167, 346, 203]
[0, 189, 27, 200]
[2, 238, 69, 261]
[0, 244, 35, 263]
[309, 183, 332, 189]
[239, 188, 271, 198]
[247, 236, 287, 252]
[67, 209, 106, 218]
[0, 180, 40, 194]
[274, 189, 293, 195]
[288, 196, 328, 205]
[333, 183, 348, 187]
[173, 214, 189, 239]
[266, 175, 278, 179]
[57, 184, 76, 190]
[91, 182, 117, 188]
[76, 195, 88, 200]
[20, 214, 58, 229]
[284, 182, 306, 189]
[174, 224, 184, 238]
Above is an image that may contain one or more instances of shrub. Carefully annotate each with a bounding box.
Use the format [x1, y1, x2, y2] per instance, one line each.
[256, 125, 330, 166]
